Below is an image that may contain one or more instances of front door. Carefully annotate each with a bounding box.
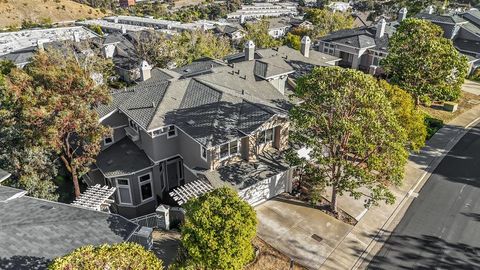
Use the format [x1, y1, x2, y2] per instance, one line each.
[166, 157, 184, 190]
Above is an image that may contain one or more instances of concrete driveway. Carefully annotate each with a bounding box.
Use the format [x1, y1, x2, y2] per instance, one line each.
[255, 198, 352, 269]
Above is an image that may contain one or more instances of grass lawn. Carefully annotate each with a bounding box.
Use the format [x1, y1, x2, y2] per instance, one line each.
[246, 237, 305, 270]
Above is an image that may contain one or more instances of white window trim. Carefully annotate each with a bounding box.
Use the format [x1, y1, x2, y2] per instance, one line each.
[167, 125, 177, 139]
[200, 146, 208, 162]
[116, 178, 133, 206]
[137, 172, 154, 203]
[219, 140, 240, 161]
[151, 126, 168, 138]
[257, 127, 276, 147]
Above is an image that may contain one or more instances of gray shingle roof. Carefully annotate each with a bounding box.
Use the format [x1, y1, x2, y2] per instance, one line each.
[0, 169, 11, 182]
[415, 13, 467, 24]
[96, 137, 153, 177]
[0, 185, 138, 269]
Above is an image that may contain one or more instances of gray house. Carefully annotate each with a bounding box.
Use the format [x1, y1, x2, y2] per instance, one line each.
[86, 39, 339, 218]
[317, 8, 480, 75]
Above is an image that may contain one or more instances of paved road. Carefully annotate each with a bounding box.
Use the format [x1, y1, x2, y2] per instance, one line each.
[369, 123, 480, 269]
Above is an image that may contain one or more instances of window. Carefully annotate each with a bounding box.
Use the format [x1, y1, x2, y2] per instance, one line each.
[323, 42, 335, 55]
[116, 178, 132, 205]
[371, 51, 384, 67]
[103, 134, 114, 145]
[151, 127, 168, 137]
[220, 143, 229, 159]
[257, 128, 275, 145]
[219, 140, 239, 160]
[138, 173, 153, 202]
[167, 125, 177, 138]
[129, 119, 138, 132]
[229, 141, 238, 155]
[201, 146, 208, 161]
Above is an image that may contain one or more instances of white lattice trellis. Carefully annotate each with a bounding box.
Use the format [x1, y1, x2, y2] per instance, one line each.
[169, 180, 214, 205]
[71, 184, 116, 212]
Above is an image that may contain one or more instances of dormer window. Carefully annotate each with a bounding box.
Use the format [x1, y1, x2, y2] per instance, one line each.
[219, 140, 239, 160]
[201, 146, 208, 161]
[167, 125, 177, 138]
[323, 42, 335, 55]
[257, 127, 275, 145]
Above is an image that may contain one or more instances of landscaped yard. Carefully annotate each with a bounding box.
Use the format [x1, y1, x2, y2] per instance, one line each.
[421, 90, 480, 124]
[246, 237, 305, 270]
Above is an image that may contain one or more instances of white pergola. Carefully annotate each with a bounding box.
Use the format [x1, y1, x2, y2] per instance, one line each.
[71, 184, 116, 212]
[169, 180, 214, 205]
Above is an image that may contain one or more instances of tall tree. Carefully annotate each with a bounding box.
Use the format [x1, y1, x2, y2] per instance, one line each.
[381, 18, 468, 105]
[289, 67, 409, 213]
[243, 20, 282, 49]
[0, 68, 60, 200]
[304, 8, 355, 38]
[3, 51, 110, 198]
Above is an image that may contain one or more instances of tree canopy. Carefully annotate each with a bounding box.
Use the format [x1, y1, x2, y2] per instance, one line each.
[380, 80, 427, 152]
[181, 187, 257, 269]
[0, 51, 110, 199]
[289, 67, 411, 212]
[134, 30, 233, 68]
[49, 242, 163, 270]
[381, 18, 468, 104]
[303, 8, 355, 38]
[244, 20, 282, 49]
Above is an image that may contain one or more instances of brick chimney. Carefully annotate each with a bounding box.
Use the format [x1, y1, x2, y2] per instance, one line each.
[300, 36, 311, 58]
[244, 40, 255, 61]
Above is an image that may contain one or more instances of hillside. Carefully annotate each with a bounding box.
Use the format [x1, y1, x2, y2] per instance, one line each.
[0, 0, 107, 28]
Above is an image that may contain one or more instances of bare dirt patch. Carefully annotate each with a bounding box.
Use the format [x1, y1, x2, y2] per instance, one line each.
[246, 237, 306, 270]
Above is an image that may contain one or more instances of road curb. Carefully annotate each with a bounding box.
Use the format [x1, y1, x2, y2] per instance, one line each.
[350, 113, 480, 270]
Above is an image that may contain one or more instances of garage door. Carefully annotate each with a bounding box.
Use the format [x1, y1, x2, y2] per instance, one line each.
[239, 171, 287, 206]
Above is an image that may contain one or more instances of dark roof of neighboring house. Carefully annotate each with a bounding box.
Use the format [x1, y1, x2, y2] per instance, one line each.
[415, 12, 467, 24]
[172, 58, 224, 78]
[0, 48, 35, 67]
[202, 149, 289, 190]
[0, 169, 11, 182]
[266, 17, 292, 29]
[214, 24, 244, 35]
[454, 38, 480, 55]
[0, 185, 138, 269]
[319, 23, 397, 52]
[96, 137, 153, 177]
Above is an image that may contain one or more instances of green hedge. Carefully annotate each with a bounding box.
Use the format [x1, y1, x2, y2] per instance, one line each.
[425, 116, 444, 140]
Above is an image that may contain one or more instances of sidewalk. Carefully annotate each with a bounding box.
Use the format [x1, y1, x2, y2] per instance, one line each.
[320, 103, 480, 270]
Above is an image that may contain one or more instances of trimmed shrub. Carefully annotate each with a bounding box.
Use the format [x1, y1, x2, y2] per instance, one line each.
[181, 187, 257, 269]
[49, 242, 163, 270]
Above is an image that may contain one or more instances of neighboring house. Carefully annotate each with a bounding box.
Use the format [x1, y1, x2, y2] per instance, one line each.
[266, 17, 292, 38]
[213, 24, 246, 43]
[0, 184, 139, 269]
[76, 20, 153, 34]
[86, 39, 339, 218]
[290, 19, 314, 30]
[317, 17, 395, 75]
[227, 2, 299, 20]
[415, 9, 480, 74]
[0, 26, 97, 68]
[317, 8, 480, 75]
[120, 0, 136, 7]
[327, 1, 352, 12]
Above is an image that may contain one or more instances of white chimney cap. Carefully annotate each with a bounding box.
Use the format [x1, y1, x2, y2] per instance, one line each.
[301, 36, 311, 43]
[245, 40, 255, 48]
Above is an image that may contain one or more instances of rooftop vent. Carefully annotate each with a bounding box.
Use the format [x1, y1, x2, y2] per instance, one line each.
[39, 205, 55, 210]
[187, 120, 196, 125]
